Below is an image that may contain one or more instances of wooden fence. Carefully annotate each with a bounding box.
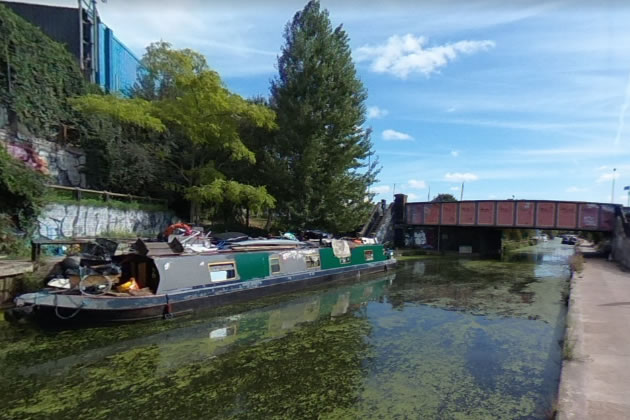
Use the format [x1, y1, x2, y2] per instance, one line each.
[47, 184, 167, 205]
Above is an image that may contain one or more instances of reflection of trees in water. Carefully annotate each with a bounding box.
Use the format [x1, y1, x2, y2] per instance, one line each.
[2, 278, 391, 419]
[386, 258, 545, 315]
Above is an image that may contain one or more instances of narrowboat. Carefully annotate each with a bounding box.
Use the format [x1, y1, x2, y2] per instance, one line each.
[8, 239, 395, 324]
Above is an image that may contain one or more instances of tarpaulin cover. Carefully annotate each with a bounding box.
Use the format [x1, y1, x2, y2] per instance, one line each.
[331, 239, 351, 258]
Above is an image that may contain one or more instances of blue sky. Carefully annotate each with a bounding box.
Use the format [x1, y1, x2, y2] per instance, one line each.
[19, 0, 630, 204]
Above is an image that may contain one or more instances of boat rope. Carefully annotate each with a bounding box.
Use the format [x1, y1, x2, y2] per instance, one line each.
[53, 294, 85, 320]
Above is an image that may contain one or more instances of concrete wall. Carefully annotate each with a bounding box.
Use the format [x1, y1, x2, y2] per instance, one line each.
[0, 128, 86, 187]
[38, 203, 174, 239]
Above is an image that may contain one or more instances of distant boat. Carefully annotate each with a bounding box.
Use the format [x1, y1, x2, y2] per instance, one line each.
[8, 239, 395, 325]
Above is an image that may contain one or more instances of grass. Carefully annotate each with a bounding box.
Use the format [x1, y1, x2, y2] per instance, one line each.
[46, 190, 168, 213]
[502, 239, 532, 253]
[562, 339, 576, 361]
[99, 229, 142, 239]
[569, 254, 584, 273]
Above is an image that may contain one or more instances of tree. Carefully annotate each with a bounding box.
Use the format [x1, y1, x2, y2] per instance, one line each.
[270, 0, 378, 233]
[71, 43, 276, 223]
[431, 193, 457, 202]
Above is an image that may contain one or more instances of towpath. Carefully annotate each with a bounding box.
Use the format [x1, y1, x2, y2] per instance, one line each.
[558, 257, 630, 419]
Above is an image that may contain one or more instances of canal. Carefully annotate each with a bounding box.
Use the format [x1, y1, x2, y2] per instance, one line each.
[0, 241, 571, 419]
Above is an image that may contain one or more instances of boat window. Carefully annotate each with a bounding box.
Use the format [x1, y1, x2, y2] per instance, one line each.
[339, 256, 351, 264]
[270, 257, 281, 274]
[364, 250, 374, 261]
[305, 254, 321, 269]
[208, 262, 238, 282]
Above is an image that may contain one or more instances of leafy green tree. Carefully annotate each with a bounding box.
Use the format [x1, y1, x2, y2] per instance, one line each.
[71, 43, 276, 223]
[270, 0, 378, 233]
[133, 41, 208, 101]
[431, 193, 457, 202]
[0, 147, 48, 255]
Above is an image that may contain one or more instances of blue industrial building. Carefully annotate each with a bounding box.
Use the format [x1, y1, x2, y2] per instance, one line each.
[3, 1, 143, 96]
[97, 23, 143, 95]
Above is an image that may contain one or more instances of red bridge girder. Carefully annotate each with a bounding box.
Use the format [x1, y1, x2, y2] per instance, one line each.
[404, 200, 619, 232]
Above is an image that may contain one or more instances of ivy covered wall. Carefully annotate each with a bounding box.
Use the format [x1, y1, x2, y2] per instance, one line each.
[0, 5, 161, 196]
[0, 3, 87, 139]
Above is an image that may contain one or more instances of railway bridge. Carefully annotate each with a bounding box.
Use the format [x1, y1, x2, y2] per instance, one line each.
[391, 194, 621, 255]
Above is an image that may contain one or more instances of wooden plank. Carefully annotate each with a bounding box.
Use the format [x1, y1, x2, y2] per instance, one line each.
[0, 261, 34, 278]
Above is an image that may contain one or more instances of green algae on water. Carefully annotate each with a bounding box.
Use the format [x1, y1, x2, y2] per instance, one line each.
[0, 244, 571, 419]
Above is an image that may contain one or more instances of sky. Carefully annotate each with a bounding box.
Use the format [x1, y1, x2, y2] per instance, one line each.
[13, 0, 630, 205]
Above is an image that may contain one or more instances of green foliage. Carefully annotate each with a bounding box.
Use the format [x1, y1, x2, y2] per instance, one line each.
[46, 190, 167, 213]
[569, 254, 584, 273]
[0, 146, 47, 229]
[73, 42, 277, 223]
[0, 4, 86, 137]
[270, 0, 379, 232]
[69, 95, 165, 132]
[504, 229, 523, 241]
[133, 41, 208, 101]
[0, 146, 48, 255]
[187, 179, 275, 212]
[432, 193, 457, 202]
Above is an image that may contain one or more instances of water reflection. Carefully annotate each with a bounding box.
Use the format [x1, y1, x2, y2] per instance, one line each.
[0, 243, 571, 419]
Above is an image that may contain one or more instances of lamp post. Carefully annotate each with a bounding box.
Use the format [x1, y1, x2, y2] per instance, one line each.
[611, 168, 617, 203]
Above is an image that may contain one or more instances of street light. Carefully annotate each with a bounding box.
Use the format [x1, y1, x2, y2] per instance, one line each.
[611, 168, 616, 203]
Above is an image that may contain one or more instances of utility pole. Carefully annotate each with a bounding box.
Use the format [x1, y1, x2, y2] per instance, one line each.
[460, 181, 465, 201]
[625, 186, 630, 207]
[427, 186, 430, 201]
[611, 167, 617, 203]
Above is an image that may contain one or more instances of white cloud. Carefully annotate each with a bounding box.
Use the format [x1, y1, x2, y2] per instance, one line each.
[488, 194, 497, 199]
[382, 129, 414, 141]
[407, 179, 427, 189]
[444, 172, 479, 182]
[371, 185, 391, 194]
[367, 106, 389, 119]
[450, 150, 460, 157]
[407, 193, 420, 200]
[566, 186, 587, 192]
[450, 186, 460, 191]
[356, 34, 495, 79]
[597, 172, 620, 183]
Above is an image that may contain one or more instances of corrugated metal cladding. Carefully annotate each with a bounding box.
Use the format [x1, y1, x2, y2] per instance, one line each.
[3, 2, 81, 58]
[98, 23, 143, 95]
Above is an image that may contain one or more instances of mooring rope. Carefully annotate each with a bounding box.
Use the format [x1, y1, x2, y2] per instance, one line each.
[53, 294, 85, 320]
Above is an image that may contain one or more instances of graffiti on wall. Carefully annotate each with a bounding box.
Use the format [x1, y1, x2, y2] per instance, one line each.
[404, 228, 435, 249]
[1, 129, 86, 186]
[5, 142, 49, 174]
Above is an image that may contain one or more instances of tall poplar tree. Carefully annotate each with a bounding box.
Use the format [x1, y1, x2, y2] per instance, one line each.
[270, 0, 378, 233]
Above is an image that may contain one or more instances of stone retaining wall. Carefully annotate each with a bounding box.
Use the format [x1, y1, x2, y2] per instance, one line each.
[0, 128, 86, 187]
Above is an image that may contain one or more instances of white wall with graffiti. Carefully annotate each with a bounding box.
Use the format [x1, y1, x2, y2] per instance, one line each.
[38, 203, 174, 239]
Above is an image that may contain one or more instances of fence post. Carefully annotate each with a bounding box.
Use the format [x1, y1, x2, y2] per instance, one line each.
[74, 187, 81, 201]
